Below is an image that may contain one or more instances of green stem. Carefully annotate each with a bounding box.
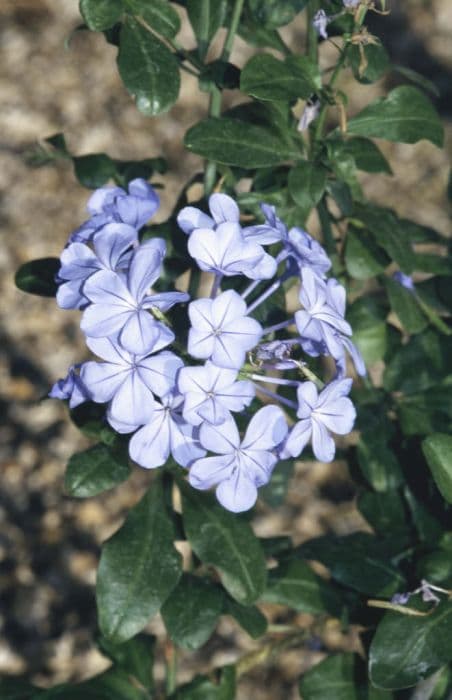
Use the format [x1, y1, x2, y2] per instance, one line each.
[317, 197, 336, 256]
[203, 85, 221, 195]
[165, 642, 178, 695]
[203, 0, 244, 195]
[306, 0, 320, 64]
[221, 0, 245, 62]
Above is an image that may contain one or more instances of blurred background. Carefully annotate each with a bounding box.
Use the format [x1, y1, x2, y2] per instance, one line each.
[0, 1, 451, 697]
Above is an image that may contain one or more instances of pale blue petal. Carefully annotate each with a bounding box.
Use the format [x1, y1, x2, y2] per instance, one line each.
[242, 405, 288, 451]
[216, 471, 258, 513]
[177, 206, 214, 234]
[189, 455, 235, 490]
[199, 416, 240, 453]
[311, 418, 336, 462]
[129, 409, 170, 469]
[209, 193, 240, 224]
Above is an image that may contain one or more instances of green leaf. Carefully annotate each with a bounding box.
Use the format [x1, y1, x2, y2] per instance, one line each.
[358, 491, 409, 536]
[125, 0, 181, 38]
[224, 598, 267, 638]
[161, 574, 223, 649]
[15, 258, 60, 297]
[184, 117, 298, 168]
[97, 476, 182, 641]
[384, 277, 428, 334]
[240, 54, 320, 102]
[73, 153, 117, 188]
[298, 533, 405, 597]
[347, 86, 444, 147]
[335, 136, 392, 174]
[79, 0, 124, 31]
[383, 330, 452, 394]
[98, 634, 155, 691]
[117, 18, 180, 116]
[248, 0, 308, 28]
[356, 433, 403, 493]
[353, 203, 415, 273]
[259, 459, 293, 507]
[422, 433, 452, 503]
[179, 481, 267, 605]
[186, 0, 227, 59]
[347, 297, 388, 364]
[300, 652, 391, 700]
[345, 229, 388, 280]
[69, 402, 120, 445]
[288, 161, 328, 217]
[349, 43, 390, 84]
[65, 443, 130, 498]
[392, 64, 440, 98]
[262, 559, 341, 615]
[369, 600, 452, 690]
[169, 666, 235, 700]
[0, 678, 38, 700]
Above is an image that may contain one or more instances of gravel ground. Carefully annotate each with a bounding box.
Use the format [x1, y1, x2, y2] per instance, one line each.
[1, 1, 451, 697]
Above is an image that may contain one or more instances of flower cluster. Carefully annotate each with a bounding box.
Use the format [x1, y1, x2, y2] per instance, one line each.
[50, 180, 362, 512]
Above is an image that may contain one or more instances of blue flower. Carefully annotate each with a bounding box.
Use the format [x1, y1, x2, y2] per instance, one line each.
[80, 239, 188, 355]
[282, 379, 356, 462]
[313, 9, 329, 39]
[393, 271, 415, 291]
[188, 221, 276, 280]
[80, 336, 183, 431]
[56, 223, 137, 309]
[48, 365, 90, 408]
[129, 391, 206, 469]
[295, 268, 352, 358]
[177, 193, 240, 234]
[189, 405, 288, 512]
[69, 178, 160, 243]
[178, 361, 255, 426]
[188, 290, 263, 369]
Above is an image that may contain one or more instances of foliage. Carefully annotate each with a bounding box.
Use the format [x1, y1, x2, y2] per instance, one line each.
[11, 0, 452, 698]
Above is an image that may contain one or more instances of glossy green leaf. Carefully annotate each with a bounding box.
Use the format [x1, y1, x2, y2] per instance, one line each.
[358, 491, 409, 535]
[417, 549, 452, 585]
[422, 433, 452, 503]
[262, 559, 341, 615]
[185, 117, 298, 168]
[0, 678, 38, 700]
[349, 43, 390, 84]
[392, 64, 440, 98]
[299, 533, 404, 597]
[15, 257, 60, 297]
[259, 459, 293, 507]
[240, 54, 320, 102]
[356, 432, 403, 492]
[186, 0, 227, 59]
[300, 652, 391, 699]
[353, 204, 415, 273]
[347, 297, 388, 364]
[98, 634, 155, 691]
[385, 277, 428, 334]
[161, 574, 223, 649]
[97, 477, 182, 641]
[79, 0, 123, 31]
[335, 137, 392, 174]
[73, 153, 117, 188]
[370, 600, 452, 689]
[125, 0, 181, 38]
[69, 402, 120, 445]
[345, 229, 388, 280]
[383, 331, 452, 394]
[179, 481, 267, 605]
[224, 598, 267, 639]
[169, 666, 235, 700]
[65, 443, 130, 498]
[347, 86, 444, 147]
[117, 18, 180, 115]
[288, 161, 327, 216]
[248, 0, 308, 28]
